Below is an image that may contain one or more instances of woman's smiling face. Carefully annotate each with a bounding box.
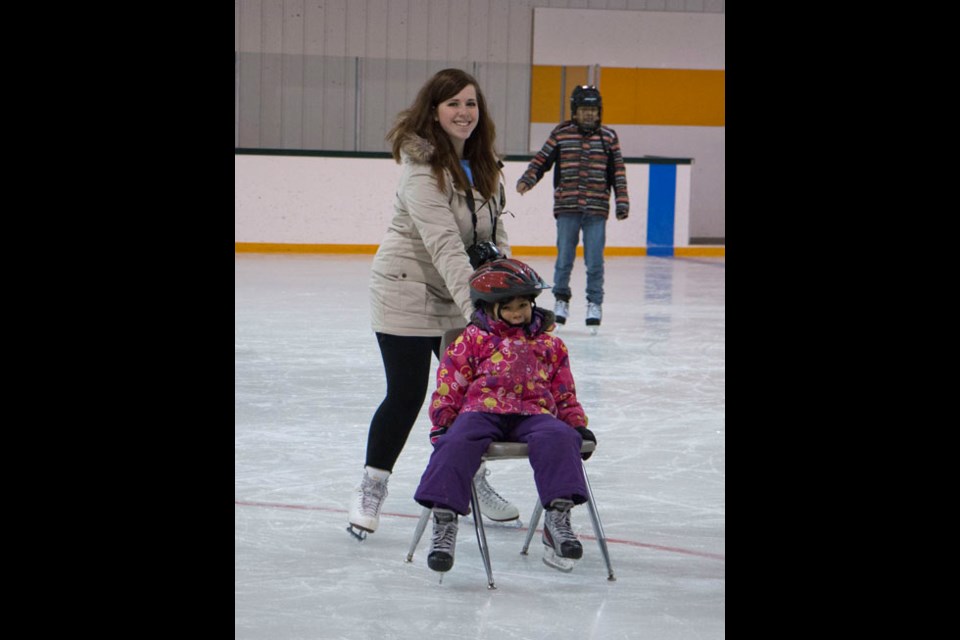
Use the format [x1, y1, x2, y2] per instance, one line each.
[436, 85, 478, 153]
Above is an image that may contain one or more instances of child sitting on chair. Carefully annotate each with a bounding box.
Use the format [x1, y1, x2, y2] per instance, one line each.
[413, 258, 597, 574]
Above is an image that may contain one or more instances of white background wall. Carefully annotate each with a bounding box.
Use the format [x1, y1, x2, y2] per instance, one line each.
[235, 0, 725, 242]
[533, 7, 724, 68]
[235, 154, 693, 249]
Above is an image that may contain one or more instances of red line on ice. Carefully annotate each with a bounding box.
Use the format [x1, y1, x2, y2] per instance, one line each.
[235, 499, 724, 561]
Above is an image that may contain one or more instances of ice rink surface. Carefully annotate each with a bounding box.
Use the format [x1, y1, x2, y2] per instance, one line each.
[235, 253, 725, 639]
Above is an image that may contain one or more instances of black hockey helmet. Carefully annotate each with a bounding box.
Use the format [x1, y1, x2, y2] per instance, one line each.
[571, 85, 602, 119]
[469, 258, 550, 306]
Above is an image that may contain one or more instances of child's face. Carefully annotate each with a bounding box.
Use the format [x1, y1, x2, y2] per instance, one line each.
[497, 297, 533, 326]
[574, 106, 599, 128]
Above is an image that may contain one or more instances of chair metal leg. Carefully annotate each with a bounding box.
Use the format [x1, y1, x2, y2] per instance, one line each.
[405, 506, 432, 562]
[520, 465, 616, 581]
[409, 441, 612, 586]
[470, 481, 497, 589]
[520, 501, 544, 555]
[582, 462, 616, 581]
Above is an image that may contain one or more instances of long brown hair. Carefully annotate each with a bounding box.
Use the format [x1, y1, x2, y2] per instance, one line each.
[387, 68, 500, 200]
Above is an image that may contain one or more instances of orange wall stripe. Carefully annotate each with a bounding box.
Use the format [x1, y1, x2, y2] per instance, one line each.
[529, 65, 590, 123]
[531, 66, 725, 127]
[529, 66, 563, 123]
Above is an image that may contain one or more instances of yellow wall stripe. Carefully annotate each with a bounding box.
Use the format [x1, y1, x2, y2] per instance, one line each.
[674, 246, 725, 257]
[530, 66, 725, 127]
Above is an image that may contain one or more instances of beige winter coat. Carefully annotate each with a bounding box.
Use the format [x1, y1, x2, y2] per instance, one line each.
[369, 135, 511, 337]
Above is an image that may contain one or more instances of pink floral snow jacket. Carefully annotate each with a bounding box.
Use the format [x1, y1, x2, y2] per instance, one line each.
[428, 307, 587, 443]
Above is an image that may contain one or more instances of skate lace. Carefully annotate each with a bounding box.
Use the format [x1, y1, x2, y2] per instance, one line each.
[357, 475, 388, 517]
[546, 506, 578, 544]
[586, 302, 602, 319]
[431, 512, 458, 553]
[475, 468, 510, 509]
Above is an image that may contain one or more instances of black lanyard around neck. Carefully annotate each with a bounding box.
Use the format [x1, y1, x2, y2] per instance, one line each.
[464, 189, 497, 246]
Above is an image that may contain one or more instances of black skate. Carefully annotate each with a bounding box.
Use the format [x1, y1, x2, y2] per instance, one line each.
[542, 499, 582, 572]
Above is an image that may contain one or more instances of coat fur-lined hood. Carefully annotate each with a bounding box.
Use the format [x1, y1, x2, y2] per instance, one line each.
[399, 134, 436, 164]
[371, 131, 513, 335]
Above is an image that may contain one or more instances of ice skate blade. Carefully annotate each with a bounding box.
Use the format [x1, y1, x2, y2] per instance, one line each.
[589, 326, 599, 336]
[488, 517, 522, 528]
[346, 524, 370, 541]
[465, 515, 522, 528]
[542, 548, 575, 573]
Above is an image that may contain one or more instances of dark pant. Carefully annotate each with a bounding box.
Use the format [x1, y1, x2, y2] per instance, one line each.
[364, 333, 441, 471]
[414, 412, 588, 515]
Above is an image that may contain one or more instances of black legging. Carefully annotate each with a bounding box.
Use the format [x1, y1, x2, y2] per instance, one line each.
[365, 332, 441, 471]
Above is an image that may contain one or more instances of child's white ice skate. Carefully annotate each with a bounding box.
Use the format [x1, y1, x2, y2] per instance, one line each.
[554, 299, 569, 327]
[586, 302, 602, 336]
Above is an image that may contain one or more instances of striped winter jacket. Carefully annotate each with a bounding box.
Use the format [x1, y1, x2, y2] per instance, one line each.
[518, 121, 629, 219]
[428, 307, 588, 443]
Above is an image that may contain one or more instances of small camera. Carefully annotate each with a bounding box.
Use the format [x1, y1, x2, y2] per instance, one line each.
[467, 241, 503, 269]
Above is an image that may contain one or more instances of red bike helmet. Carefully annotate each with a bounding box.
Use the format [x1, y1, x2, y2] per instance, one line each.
[469, 258, 551, 306]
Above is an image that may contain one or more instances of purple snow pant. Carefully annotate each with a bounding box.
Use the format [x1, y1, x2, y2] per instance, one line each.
[414, 412, 588, 516]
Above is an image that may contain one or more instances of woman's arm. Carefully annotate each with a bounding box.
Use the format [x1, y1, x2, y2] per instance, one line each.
[403, 165, 476, 320]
